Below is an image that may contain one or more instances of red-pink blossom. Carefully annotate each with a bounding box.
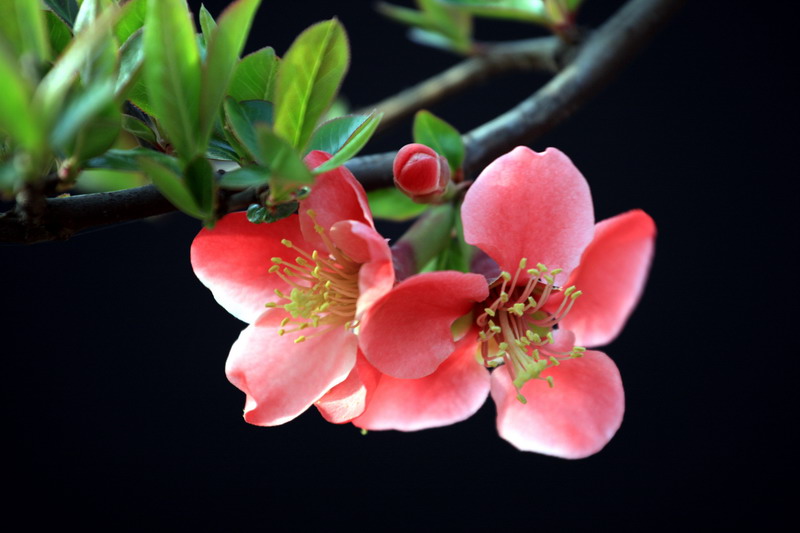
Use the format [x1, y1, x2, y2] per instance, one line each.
[191, 152, 394, 426]
[356, 146, 655, 458]
[393, 143, 451, 203]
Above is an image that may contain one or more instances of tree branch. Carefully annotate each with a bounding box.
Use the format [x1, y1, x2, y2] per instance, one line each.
[0, 0, 683, 244]
[357, 36, 564, 133]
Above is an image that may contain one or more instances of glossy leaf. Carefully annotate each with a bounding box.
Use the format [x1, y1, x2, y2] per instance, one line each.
[116, 28, 144, 97]
[199, 4, 217, 44]
[45, 11, 73, 57]
[219, 166, 270, 189]
[139, 157, 206, 219]
[438, 0, 550, 24]
[274, 19, 349, 151]
[122, 114, 157, 145]
[207, 137, 241, 161]
[0, 46, 43, 151]
[229, 47, 279, 102]
[308, 114, 370, 155]
[312, 111, 382, 173]
[44, 0, 80, 28]
[255, 125, 314, 190]
[143, 0, 201, 160]
[114, 0, 146, 44]
[87, 148, 180, 174]
[200, 0, 261, 148]
[184, 155, 216, 217]
[413, 110, 464, 172]
[367, 187, 429, 221]
[224, 98, 265, 162]
[50, 80, 115, 152]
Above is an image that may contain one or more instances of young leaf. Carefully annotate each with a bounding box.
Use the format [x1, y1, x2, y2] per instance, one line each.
[229, 47, 279, 102]
[198, 5, 217, 44]
[308, 114, 371, 155]
[367, 187, 429, 221]
[413, 110, 464, 172]
[44, 0, 80, 28]
[255, 125, 314, 188]
[50, 80, 115, 152]
[139, 157, 206, 219]
[121, 114, 157, 145]
[437, 0, 550, 25]
[76, 168, 145, 192]
[45, 11, 73, 57]
[0, 46, 43, 152]
[184, 155, 216, 217]
[116, 28, 144, 97]
[218, 166, 270, 189]
[200, 0, 261, 148]
[273, 19, 349, 151]
[114, 0, 146, 44]
[143, 0, 201, 160]
[224, 97, 268, 162]
[13, 0, 51, 63]
[88, 148, 180, 173]
[312, 111, 382, 173]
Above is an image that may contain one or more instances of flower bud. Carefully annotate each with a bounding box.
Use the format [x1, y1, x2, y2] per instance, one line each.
[393, 143, 451, 203]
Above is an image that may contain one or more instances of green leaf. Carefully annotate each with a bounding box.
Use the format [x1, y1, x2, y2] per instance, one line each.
[114, 0, 147, 44]
[200, 0, 261, 150]
[50, 80, 115, 152]
[219, 166, 270, 189]
[224, 98, 265, 162]
[367, 187, 429, 221]
[184, 155, 216, 217]
[139, 156, 206, 219]
[207, 137, 241, 161]
[122, 114, 157, 145]
[438, 0, 550, 24]
[308, 114, 371, 155]
[34, 4, 119, 124]
[44, 0, 80, 28]
[198, 4, 217, 45]
[45, 11, 73, 57]
[273, 19, 349, 151]
[87, 148, 180, 173]
[229, 47, 279, 102]
[0, 45, 43, 152]
[13, 0, 51, 62]
[143, 0, 201, 160]
[255, 125, 314, 192]
[312, 111, 382, 173]
[116, 28, 144, 97]
[76, 168, 145, 192]
[413, 110, 464, 172]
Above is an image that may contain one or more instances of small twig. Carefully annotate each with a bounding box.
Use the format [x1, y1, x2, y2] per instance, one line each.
[357, 37, 564, 133]
[0, 0, 683, 244]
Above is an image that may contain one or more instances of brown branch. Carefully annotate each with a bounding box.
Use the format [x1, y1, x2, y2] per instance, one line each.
[0, 0, 682, 244]
[356, 36, 564, 133]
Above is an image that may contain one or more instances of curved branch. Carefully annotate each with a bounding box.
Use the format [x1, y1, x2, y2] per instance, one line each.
[357, 37, 563, 133]
[0, 0, 682, 244]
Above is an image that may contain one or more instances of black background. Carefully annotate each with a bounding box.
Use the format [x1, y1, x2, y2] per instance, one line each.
[2, 0, 795, 530]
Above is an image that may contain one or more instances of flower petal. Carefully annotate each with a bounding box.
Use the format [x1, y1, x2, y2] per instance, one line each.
[315, 352, 380, 424]
[559, 209, 656, 347]
[353, 335, 490, 431]
[329, 220, 394, 318]
[226, 309, 357, 426]
[491, 350, 624, 459]
[300, 151, 374, 251]
[359, 271, 489, 379]
[462, 147, 594, 285]
[191, 213, 307, 323]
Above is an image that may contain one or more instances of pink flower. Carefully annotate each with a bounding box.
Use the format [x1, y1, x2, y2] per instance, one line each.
[393, 143, 451, 203]
[355, 146, 655, 458]
[190, 152, 394, 426]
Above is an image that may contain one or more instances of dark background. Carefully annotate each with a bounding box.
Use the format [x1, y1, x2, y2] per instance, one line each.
[2, 0, 794, 529]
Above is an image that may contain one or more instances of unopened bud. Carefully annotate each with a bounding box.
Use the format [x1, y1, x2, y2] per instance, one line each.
[393, 143, 451, 203]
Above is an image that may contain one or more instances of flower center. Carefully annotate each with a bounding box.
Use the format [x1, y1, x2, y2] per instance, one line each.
[475, 259, 585, 402]
[265, 210, 360, 343]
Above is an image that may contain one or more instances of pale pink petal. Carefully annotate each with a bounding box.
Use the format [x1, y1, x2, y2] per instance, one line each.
[315, 353, 380, 424]
[190, 213, 307, 323]
[558, 209, 656, 347]
[329, 220, 394, 318]
[462, 147, 594, 285]
[491, 350, 624, 459]
[300, 151, 374, 251]
[353, 335, 490, 431]
[359, 271, 489, 379]
[225, 309, 357, 426]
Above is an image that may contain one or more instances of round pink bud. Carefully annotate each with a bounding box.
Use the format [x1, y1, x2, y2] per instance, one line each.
[393, 143, 451, 203]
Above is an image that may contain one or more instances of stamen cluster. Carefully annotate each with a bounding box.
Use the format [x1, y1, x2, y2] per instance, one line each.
[475, 259, 585, 402]
[265, 210, 361, 343]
